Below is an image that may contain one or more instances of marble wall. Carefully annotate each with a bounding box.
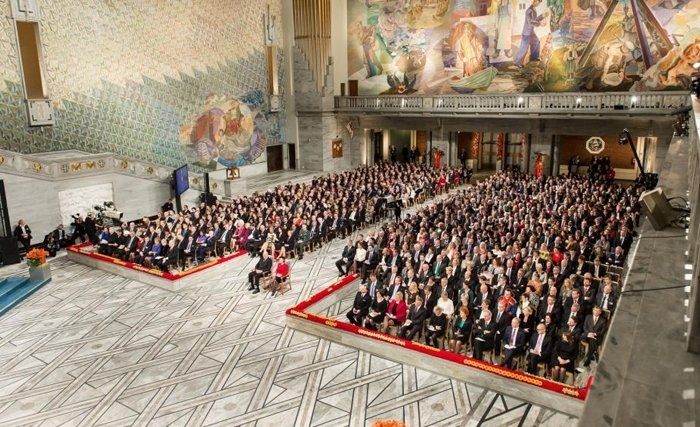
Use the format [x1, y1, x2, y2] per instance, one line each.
[0, 172, 169, 244]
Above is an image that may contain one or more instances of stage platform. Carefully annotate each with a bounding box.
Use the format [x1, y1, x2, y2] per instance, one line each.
[67, 242, 245, 291]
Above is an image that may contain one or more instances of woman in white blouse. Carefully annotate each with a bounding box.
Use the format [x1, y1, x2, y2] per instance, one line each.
[436, 290, 455, 319]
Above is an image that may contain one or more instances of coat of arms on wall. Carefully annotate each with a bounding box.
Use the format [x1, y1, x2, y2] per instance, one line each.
[180, 91, 268, 170]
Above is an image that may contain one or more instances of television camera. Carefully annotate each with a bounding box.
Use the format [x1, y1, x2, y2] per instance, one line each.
[93, 201, 123, 226]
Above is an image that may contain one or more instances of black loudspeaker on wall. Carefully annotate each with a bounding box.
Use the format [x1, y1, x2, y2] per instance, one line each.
[639, 188, 675, 231]
[203, 172, 211, 194]
[0, 237, 21, 265]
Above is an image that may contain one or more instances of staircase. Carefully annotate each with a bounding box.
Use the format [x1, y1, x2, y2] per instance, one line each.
[0, 275, 52, 317]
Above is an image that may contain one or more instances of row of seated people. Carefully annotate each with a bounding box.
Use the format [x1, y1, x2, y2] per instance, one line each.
[336, 228, 621, 332]
[345, 279, 606, 382]
[95, 161, 458, 271]
[334, 168, 640, 380]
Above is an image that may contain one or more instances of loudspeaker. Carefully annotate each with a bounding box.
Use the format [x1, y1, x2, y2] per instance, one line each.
[0, 237, 21, 265]
[203, 172, 210, 194]
[639, 187, 675, 230]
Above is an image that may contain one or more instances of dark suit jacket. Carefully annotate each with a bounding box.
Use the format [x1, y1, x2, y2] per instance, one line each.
[529, 333, 553, 360]
[254, 256, 273, 274]
[583, 314, 607, 339]
[405, 304, 427, 325]
[595, 292, 617, 315]
[474, 319, 497, 346]
[493, 310, 513, 336]
[341, 245, 356, 263]
[538, 302, 563, 325]
[351, 291, 372, 317]
[503, 326, 526, 352]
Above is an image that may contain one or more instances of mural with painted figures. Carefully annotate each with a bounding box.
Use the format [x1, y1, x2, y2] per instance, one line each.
[180, 91, 268, 170]
[347, 0, 700, 94]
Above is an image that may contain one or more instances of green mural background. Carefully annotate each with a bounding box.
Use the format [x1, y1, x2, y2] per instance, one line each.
[348, 0, 700, 94]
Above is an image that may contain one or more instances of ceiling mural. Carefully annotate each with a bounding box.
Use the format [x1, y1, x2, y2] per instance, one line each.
[347, 0, 700, 94]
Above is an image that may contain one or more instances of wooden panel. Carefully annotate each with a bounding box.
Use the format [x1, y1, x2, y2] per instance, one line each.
[559, 135, 635, 169]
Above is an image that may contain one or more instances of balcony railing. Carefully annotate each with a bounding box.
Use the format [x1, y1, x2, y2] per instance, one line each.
[334, 92, 692, 116]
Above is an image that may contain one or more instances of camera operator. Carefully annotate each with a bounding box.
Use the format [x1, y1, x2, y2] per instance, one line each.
[85, 212, 99, 244]
[71, 214, 87, 243]
[43, 230, 60, 257]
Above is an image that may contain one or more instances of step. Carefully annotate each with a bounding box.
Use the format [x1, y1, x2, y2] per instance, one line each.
[0, 277, 51, 317]
[0, 277, 30, 300]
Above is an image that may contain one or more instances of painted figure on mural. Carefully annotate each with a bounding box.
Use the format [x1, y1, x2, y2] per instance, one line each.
[494, 0, 513, 58]
[534, 154, 544, 177]
[455, 22, 485, 77]
[351, 21, 384, 78]
[565, 41, 579, 82]
[513, 0, 549, 68]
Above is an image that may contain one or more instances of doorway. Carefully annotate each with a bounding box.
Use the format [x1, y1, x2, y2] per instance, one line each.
[288, 144, 296, 169]
[267, 145, 283, 172]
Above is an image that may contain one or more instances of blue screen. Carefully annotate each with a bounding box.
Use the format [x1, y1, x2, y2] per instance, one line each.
[174, 165, 189, 195]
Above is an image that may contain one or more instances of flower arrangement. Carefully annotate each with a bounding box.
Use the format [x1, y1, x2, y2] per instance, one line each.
[26, 248, 49, 268]
[371, 421, 406, 427]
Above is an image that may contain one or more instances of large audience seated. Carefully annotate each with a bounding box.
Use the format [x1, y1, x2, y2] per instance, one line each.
[336, 168, 643, 384]
[78, 157, 638, 384]
[87, 162, 456, 273]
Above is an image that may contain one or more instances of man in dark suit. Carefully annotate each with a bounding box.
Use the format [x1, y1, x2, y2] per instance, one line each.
[473, 283, 492, 313]
[607, 245, 625, 267]
[538, 295, 563, 326]
[579, 274, 598, 316]
[582, 306, 608, 367]
[361, 244, 381, 282]
[595, 283, 617, 317]
[55, 224, 73, 248]
[346, 284, 372, 326]
[493, 301, 513, 358]
[473, 309, 497, 360]
[399, 297, 427, 340]
[14, 219, 32, 252]
[214, 222, 234, 257]
[335, 238, 356, 277]
[501, 317, 526, 369]
[366, 272, 383, 298]
[248, 250, 273, 294]
[589, 257, 607, 280]
[422, 280, 440, 316]
[561, 302, 584, 328]
[564, 316, 583, 342]
[116, 230, 139, 260]
[527, 323, 553, 375]
[156, 237, 180, 272]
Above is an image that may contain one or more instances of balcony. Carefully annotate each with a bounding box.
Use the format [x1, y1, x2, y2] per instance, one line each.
[334, 92, 692, 119]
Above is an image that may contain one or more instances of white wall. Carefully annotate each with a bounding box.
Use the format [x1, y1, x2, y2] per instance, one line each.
[0, 172, 170, 242]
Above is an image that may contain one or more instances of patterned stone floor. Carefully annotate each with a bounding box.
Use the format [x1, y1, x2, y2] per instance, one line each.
[0, 171, 578, 427]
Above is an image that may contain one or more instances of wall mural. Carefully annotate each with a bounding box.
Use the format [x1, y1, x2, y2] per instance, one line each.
[347, 0, 700, 94]
[180, 91, 269, 170]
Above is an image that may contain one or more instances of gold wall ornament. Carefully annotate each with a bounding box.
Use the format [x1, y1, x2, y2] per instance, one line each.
[71, 162, 81, 171]
[120, 160, 128, 169]
[0, 155, 5, 165]
[32, 162, 43, 173]
[146, 166, 154, 175]
[85, 161, 96, 169]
